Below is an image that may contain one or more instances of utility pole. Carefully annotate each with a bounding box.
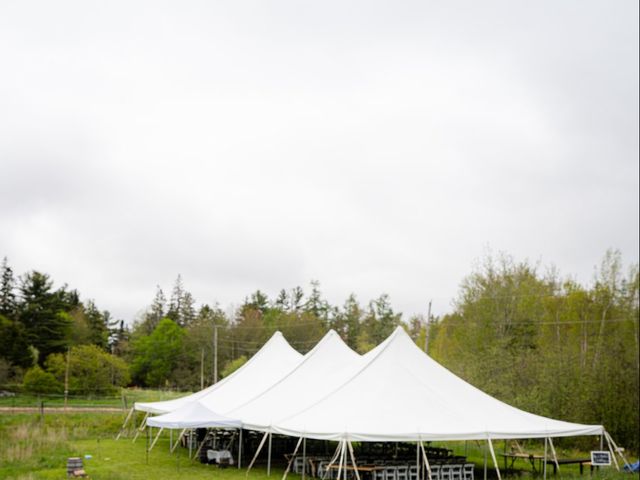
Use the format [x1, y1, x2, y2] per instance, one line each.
[200, 348, 204, 390]
[424, 300, 432, 354]
[213, 324, 218, 383]
[64, 347, 70, 410]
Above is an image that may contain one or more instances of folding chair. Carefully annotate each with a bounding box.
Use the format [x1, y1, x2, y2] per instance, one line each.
[396, 466, 409, 480]
[463, 464, 474, 480]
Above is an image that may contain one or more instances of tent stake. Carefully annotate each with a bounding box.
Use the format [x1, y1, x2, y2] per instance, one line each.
[246, 431, 270, 477]
[282, 436, 303, 480]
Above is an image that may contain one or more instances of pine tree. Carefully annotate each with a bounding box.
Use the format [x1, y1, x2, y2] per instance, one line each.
[18, 271, 72, 363]
[0, 257, 17, 318]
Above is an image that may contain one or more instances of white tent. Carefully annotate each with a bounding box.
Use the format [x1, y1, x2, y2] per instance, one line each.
[148, 330, 362, 429]
[147, 401, 242, 429]
[270, 327, 603, 442]
[135, 331, 303, 415]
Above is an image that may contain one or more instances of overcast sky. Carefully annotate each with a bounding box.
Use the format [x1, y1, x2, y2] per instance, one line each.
[1, 1, 638, 323]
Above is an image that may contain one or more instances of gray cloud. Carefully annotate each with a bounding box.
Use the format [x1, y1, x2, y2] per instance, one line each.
[0, 0, 637, 321]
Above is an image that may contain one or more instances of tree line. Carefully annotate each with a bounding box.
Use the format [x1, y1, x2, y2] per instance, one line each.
[0, 251, 637, 451]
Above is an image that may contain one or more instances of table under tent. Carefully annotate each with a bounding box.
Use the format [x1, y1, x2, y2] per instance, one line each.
[126, 328, 630, 479]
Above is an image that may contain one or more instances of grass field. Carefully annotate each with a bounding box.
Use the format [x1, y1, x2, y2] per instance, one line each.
[0, 388, 191, 409]
[0, 409, 634, 480]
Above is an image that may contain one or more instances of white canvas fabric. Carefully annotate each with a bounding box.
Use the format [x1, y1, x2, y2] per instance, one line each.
[134, 331, 303, 414]
[270, 327, 604, 441]
[147, 400, 241, 429]
[148, 329, 362, 430]
[227, 330, 361, 430]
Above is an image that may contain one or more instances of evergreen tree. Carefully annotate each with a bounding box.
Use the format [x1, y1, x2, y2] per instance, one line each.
[84, 300, 110, 349]
[167, 275, 184, 324]
[18, 271, 73, 364]
[0, 257, 17, 318]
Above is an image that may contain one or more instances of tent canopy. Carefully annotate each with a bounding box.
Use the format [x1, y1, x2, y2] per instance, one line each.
[142, 327, 603, 443]
[147, 400, 241, 429]
[271, 327, 603, 441]
[135, 331, 303, 414]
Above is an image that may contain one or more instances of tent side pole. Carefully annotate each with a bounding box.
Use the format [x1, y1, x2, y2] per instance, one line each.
[547, 438, 560, 475]
[322, 440, 345, 480]
[542, 438, 548, 480]
[149, 427, 164, 451]
[416, 442, 420, 480]
[303, 437, 307, 480]
[192, 428, 211, 461]
[246, 431, 270, 477]
[267, 431, 273, 476]
[348, 440, 361, 480]
[419, 441, 432, 480]
[336, 440, 346, 480]
[170, 428, 173, 451]
[487, 439, 502, 480]
[282, 436, 304, 480]
[603, 431, 620, 471]
[238, 429, 243, 469]
[115, 407, 135, 440]
[171, 428, 187, 453]
[605, 430, 631, 469]
[343, 440, 348, 480]
[483, 442, 487, 480]
[188, 429, 193, 459]
[132, 412, 149, 443]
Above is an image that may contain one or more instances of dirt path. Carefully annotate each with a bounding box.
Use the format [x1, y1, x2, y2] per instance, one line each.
[0, 406, 125, 413]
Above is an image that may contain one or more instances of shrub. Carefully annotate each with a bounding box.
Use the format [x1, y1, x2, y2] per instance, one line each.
[45, 345, 130, 396]
[22, 366, 62, 394]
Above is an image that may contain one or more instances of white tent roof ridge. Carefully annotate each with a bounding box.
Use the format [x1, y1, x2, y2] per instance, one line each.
[226, 329, 360, 417]
[135, 330, 302, 414]
[274, 326, 403, 424]
[270, 326, 603, 441]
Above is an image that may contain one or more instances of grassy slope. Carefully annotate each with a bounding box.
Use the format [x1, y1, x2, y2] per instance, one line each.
[0, 412, 633, 480]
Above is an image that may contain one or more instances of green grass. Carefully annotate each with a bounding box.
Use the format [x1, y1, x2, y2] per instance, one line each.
[0, 412, 634, 480]
[0, 388, 192, 409]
